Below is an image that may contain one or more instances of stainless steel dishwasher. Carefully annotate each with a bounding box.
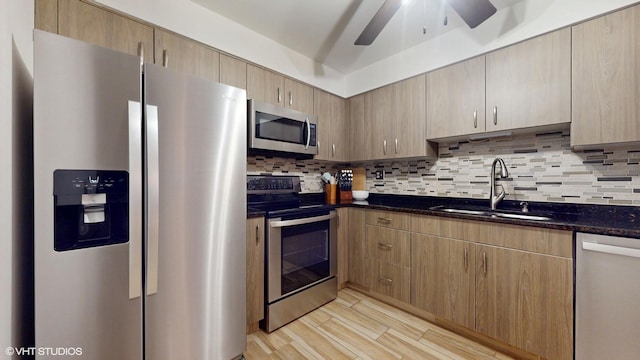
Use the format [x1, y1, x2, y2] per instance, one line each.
[576, 232, 640, 360]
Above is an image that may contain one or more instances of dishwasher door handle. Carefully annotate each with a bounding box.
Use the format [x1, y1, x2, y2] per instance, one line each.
[582, 241, 640, 259]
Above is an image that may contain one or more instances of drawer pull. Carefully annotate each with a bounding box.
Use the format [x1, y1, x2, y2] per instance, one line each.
[377, 242, 394, 250]
[377, 275, 393, 284]
[377, 217, 392, 224]
[464, 247, 469, 271]
[482, 252, 488, 275]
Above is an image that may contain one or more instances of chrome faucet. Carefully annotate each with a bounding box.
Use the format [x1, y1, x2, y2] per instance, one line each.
[489, 158, 509, 210]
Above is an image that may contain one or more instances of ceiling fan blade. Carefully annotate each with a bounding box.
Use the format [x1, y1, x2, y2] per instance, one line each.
[447, 0, 497, 29]
[355, 0, 403, 46]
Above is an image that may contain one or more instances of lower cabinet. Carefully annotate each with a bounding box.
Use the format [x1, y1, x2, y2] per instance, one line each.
[246, 217, 264, 333]
[411, 234, 475, 329]
[364, 212, 411, 303]
[349, 210, 574, 360]
[347, 208, 367, 287]
[475, 244, 573, 360]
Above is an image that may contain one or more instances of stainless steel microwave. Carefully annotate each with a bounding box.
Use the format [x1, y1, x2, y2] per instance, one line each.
[248, 99, 317, 156]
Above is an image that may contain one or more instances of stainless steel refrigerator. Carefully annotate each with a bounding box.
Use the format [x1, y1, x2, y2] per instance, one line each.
[33, 30, 247, 359]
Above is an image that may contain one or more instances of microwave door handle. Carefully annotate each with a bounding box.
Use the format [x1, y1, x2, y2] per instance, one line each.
[270, 212, 337, 228]
[305, 117, 311, 150]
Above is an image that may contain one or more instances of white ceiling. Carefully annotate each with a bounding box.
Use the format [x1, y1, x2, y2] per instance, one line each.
[191, 0, 525, 75]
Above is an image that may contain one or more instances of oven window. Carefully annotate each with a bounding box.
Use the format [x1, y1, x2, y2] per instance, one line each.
[280, 219, 330, 296]
[255, 111, 306, 145]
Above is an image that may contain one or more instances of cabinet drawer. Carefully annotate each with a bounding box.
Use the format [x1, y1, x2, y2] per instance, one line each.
[367, 259, 410, 303]
[365, 210, 410, 230]
[365, 225, 410, 267]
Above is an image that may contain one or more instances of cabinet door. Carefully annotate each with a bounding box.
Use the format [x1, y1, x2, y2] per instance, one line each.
[392, 74, 426, 158]
[572, 5, 640, 148]
[330, 94, 347, 161]
[347, 208, 366, 287]
[284, 78, 314, 114]
[220, 54, 247, 90]
[486, 28, 570, 131]
[336, 208, 349, 289]
[427, 56, 486, 139]
[475, 245, 573, 360]
[364, 86, 392, 159]
[411, 234, 475, 329]
[247, 64, 285, 105]
[58, 0, 154, 63]
[35, 0, 58, 33]
[154, 29, 219, 82]
[347, 94, 366, 161]
[246, 217, 264, 331]
[314, 89, 332, 160]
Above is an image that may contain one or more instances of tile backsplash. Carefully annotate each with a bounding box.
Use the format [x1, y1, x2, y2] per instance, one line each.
[247, 131, 640, 206]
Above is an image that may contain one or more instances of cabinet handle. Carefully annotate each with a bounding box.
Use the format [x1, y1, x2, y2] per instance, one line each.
[377, 217, 392, 224]
[377, 242, 394, 250]
[277, 87, 281, 103]
[162, 49, 169, 68]
[464, 247, 469, 271]
[394, 138, 398, 154]
[482, 252, 487, 274]
[493, 106, 497, 125]
[255, 224, 260, 245]
[377, 275, 393, 284]
[473, 111, 477, 128]
[137, 42, 144, 69]
[332, 143, 336, 157]
[289, 91, 293, 106]
[383, 140, 387, 155]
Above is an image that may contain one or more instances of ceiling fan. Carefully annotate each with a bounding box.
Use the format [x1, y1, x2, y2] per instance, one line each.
[354, 0, 497, 45]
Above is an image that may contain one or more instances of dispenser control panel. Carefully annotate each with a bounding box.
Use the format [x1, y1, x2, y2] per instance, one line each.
[53, 170, 129, 251]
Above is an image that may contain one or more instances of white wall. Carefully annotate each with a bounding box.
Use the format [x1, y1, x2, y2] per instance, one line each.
[1, 0, 34, 356]
[97, 0, 639, 97]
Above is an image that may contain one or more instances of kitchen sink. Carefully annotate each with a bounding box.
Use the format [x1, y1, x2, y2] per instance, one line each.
[429, 206, 551, 221]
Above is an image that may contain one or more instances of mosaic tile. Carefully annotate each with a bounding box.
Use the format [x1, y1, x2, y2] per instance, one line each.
[247, 132, 640, 205]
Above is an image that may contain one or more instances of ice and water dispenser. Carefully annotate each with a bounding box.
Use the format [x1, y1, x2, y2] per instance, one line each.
[53, 170, 129, 251]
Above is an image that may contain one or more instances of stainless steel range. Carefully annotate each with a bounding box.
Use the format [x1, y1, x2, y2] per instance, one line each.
[247, 175, 337, 332]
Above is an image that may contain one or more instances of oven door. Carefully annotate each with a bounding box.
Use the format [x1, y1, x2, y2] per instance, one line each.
[267, 210, 337, 303]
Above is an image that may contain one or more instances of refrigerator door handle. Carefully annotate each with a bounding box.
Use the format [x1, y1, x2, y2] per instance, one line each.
[128, 101, 143, 299]
[146, 104, 160, 296]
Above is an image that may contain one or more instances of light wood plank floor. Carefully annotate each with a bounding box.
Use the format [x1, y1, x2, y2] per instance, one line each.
[245, 288, 514, 360]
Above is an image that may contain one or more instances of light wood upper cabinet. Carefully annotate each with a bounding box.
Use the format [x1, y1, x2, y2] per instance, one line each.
[411, 233, 475, 329]
[247, 64, 285, 105]
[58, 0, 154, 63]
[246, 217, 264, 332]
[476, 245, 573, 360]
[314, 90, 347, 161]
[427, 56, 486, 139]
[571, 4, 640, 148]
[347, 94, 366, 161]
[364, 75, 432, 160]
[154, 29, 219, 82]
[35, 0, 58, 33]
[219, 54, 247, 90]
[392, 74, 428, 158]
[485, 28, 571, 131]
[247, 65, 314, 113]
[285, 78, 314, 114]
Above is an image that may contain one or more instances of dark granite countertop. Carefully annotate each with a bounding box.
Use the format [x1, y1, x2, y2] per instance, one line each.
[247, 207, 266, 219]
[329, 193, 640, 239]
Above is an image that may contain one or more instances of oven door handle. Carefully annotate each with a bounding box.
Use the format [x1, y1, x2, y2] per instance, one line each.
[270, 211, 337, 228]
